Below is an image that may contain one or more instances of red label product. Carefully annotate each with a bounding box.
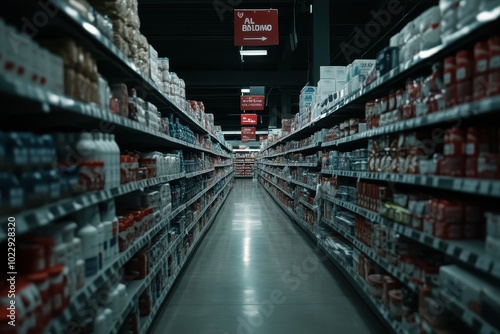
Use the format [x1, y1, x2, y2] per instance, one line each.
[444, 56, 457, 107]
[488, 36, 500, 96]
[474, 41, 489, 100]
[456, 49, 474, 105]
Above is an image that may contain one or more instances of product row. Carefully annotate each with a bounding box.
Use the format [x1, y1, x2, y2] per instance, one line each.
[0, 11, 229, 148]
[0, 130, 231, 215]
[320, 127, 500, 179]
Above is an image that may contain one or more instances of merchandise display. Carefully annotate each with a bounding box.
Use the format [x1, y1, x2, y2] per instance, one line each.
[0, 0, 234, 333]
[233, 152, 256, 178]
[258, 2, 500, 334]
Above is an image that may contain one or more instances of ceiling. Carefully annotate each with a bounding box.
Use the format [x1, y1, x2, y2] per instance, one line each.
[138, 0, 434, 140]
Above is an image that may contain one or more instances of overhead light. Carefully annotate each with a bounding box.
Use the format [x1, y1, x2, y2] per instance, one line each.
[241, 88, 250, 93]
[240, 50, 267, 56]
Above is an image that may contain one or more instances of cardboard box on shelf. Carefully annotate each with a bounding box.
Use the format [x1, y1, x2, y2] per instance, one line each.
[352, 59, 376, 78]
[320, 66, 346, 81]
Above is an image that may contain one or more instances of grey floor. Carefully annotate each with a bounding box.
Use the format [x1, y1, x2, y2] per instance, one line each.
[148, 180, 387, 334]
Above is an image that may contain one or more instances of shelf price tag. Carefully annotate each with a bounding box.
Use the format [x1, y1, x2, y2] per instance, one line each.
[464, 180, 479, 193]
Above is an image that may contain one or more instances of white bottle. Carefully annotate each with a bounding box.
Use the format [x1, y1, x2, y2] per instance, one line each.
[96, 221, 104, 270]
[117, 283, 127, 308]
[62, 222, 77, 266]
[75, 206, 99, 277]
[76, 132, 97, 162]
[72, 237, 82, 262]
[93, 309, 107, 334]
[109, 284, 121, 320]
[75, 258, 85, 290]
[100, 200, 119, 260]
[109, 134, 121, 188]
[103, 308, 113, 332]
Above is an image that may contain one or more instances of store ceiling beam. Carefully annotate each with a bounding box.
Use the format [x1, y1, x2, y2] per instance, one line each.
[178, 71, 307, 87]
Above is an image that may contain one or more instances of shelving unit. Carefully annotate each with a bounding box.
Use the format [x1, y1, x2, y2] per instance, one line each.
[257, 5, 500, 334]
[233, 152, 256, 178]
[0, 1, 234, 333]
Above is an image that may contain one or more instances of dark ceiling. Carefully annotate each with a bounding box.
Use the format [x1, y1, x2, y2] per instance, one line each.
[138, 0, 434, 139]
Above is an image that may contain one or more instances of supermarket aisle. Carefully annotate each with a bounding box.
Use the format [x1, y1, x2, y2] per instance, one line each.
[149, 180, 385, 334]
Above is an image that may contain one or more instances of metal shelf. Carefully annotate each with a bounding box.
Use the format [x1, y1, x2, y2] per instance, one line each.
[321, 96, 500, 148]
[326, 196, 500, 281]
[320, 169, 500, 198]
[44, 203, 186, 333]
[0, 173, 185, 242]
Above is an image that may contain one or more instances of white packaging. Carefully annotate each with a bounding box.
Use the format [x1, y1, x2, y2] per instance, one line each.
[317, 79, 337, 97]
[320, 66, 346, 81]
[389, 33, 399, 47]
[37, 47, 52, 89]
[486, 236, 500, 260]
[421, 26, 442, 50]
[419, 6, 441, 33]
[486, 212, 500, 238]
[13, 31, 35, 83]
[439, 265, 496, 313]
[481, 0, 499, 11]
[349, 75, 363, 93]
[2, 24, 19, 78]
[441, 5, 458, 35]
[76, 207, 99, 277]
[457, 0, 480, 27]
[48, 52, 64, 94]
[149, 45, 160, 84]
[352, 59, 376, 78]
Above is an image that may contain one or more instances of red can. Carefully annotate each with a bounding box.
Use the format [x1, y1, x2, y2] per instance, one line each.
[444, 56, 457, 107]
[488, 36, 500, 96]
[474, 41, 489, 100]
[456, 50, 474, 105]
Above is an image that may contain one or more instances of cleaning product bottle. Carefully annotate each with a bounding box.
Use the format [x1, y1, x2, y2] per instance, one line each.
[75, 206, 99, 277]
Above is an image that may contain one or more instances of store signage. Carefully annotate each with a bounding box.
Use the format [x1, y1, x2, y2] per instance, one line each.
[240, 96, 265, 110]
[234, 9, 279, 46]
[240, 113, 258, 125]
[241, 127, 256, 141]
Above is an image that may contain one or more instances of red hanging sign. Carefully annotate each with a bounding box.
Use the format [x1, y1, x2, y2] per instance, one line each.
[234, 9, 279, 46]
[241, 127, 256, 141]
[240, 114, 258, 125]
[240, 96, 265, 110]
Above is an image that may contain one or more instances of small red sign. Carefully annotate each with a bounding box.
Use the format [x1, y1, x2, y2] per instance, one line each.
[234, 9, 279, 46]
[240, 96, 265, 110]
[242, 127, 256, 141]
[240, 114, 258, 125]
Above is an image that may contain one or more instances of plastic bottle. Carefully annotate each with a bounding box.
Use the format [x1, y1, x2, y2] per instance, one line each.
[93, 309, 107, 334]
[109, 284, 121, 320]
[103, 308, 113, 332]
[110, 134, 121, 188]
[75, 206, 99, 277]
[76, 132, 96, 162]
[100, 200, 119, 261]
[96, 221, 104, 270]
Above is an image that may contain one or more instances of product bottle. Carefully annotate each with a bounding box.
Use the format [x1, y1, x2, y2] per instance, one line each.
[75, 206, 99, 277]
[96, 221, 105, 270]
[76, 132, 97, 162]
[100, 200, 119, 260]
[109, 134, 121, 188]
[103, 308, 113, 332]
[93, 310, 107, 334]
